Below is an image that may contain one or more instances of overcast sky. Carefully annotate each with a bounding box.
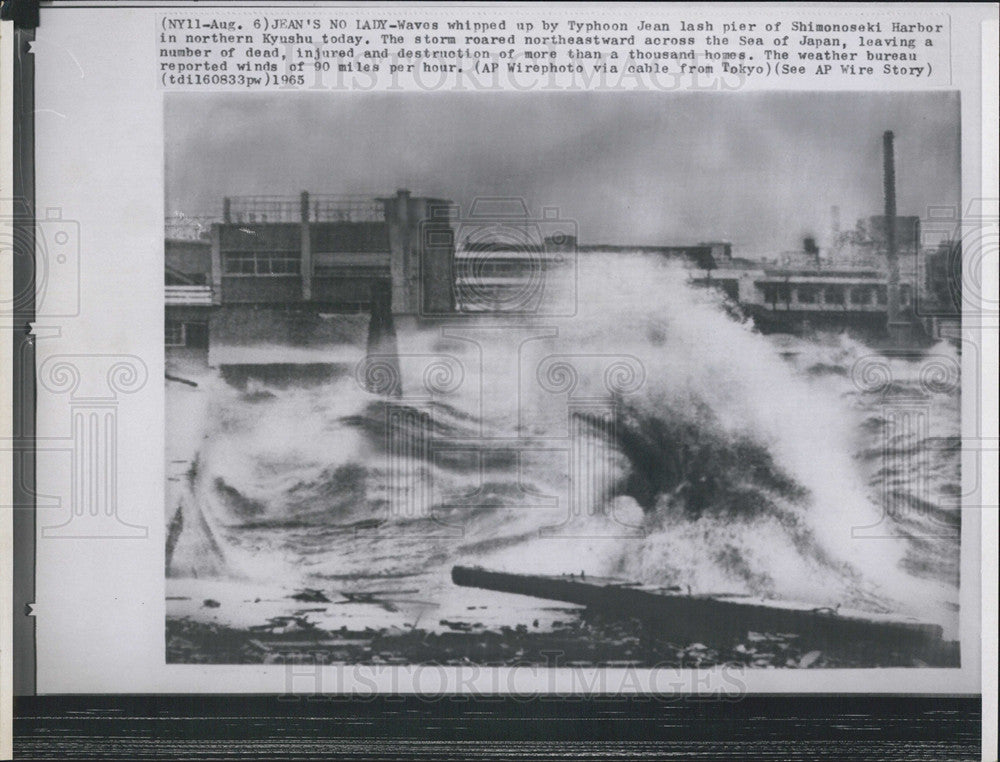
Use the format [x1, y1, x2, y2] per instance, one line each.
[165, 91, 959, 257]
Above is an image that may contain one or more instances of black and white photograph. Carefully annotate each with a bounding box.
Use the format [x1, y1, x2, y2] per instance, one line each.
[163, 91, 963, 670]
[7, 1, 998, 758]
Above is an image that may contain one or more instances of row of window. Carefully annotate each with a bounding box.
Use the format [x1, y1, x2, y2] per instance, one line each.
[165, 320, 209, 348]
[759, 283, 912, 307]
[223, 251, 395, 276]
[455, 261, 550, 278]
[224, 251, 301, 275]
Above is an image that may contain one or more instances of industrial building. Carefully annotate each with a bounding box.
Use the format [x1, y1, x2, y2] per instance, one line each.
[166, 134, 961, 367]
[688, 132, 960, 341]
[165, 190, 455, 370]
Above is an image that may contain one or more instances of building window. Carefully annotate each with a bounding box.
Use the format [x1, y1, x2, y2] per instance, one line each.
[224, 251, 300, 275]
[165, 320, 186, 347]
[900, 284, 912, 307]
[876, 286, 888, 305]
[824, 285, 845, 305]
[796, 286, 817, 304]
[850, 286, 872, 305]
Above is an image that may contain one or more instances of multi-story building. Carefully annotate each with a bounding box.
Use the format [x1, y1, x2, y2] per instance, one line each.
[165, 190, 456, 370]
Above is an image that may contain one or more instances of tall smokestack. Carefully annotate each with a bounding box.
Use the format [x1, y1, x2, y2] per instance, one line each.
[883, 131, 903, 341]
[883, 131, 897, 260]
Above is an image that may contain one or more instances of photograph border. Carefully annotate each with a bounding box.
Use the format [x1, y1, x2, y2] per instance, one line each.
[5, 0, 993, 758]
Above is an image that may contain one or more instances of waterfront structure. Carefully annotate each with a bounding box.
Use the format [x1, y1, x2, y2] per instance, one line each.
[165, 190, 455, 369]
[211, 190, 454, 315]
[164, 236, 213, 363]
[166, 148, 960, 365]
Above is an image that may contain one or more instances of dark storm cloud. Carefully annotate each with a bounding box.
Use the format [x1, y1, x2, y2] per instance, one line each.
[165, 91, 959, 256]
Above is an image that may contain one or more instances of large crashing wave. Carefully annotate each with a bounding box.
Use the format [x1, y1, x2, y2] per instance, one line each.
[166, 253, 960, 634]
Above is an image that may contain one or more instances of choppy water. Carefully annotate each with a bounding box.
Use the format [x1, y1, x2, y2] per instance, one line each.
[166, 254, 960, 637]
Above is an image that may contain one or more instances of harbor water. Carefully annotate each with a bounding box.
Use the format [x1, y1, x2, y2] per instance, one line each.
[165, 253, 960, 648]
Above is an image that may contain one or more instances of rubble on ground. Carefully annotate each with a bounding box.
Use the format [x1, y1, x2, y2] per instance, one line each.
[167, 610, 928, 667]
